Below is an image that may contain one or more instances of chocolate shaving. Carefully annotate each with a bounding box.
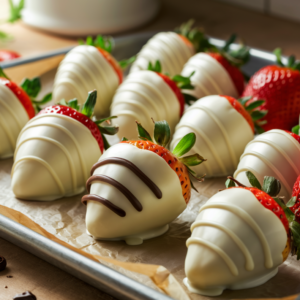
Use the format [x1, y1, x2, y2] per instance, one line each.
[13, 291, 36, 300]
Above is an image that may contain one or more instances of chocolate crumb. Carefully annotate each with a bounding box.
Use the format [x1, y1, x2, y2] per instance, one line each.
[13, 291, 36, 300]
[0, 256, 7, 271]
[5, 286, 7, 288]
[7, 275, 13, 278]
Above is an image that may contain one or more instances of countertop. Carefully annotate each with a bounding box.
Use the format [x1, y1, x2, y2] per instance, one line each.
[1, 0, 300, 299]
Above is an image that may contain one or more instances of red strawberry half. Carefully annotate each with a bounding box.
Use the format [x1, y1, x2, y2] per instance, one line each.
[0, 49, 20, 62]
[243, 48, 300, 131]
[0, 67, 52, 119]
[39, 90, 119, 153]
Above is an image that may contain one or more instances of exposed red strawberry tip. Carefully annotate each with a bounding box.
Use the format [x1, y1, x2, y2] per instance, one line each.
[284, 130, 300, 144]
[291, 175, 300, 224]
[39, 105, 104, 153]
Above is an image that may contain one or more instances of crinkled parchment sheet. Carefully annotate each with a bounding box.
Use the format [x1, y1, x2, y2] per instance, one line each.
[1, 156, 300, 300]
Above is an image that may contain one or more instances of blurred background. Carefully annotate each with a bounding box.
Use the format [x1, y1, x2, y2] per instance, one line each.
[1, 0, 300, 59]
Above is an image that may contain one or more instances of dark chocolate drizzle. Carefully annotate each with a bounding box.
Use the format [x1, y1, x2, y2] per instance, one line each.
[82, 194, 126, 217]
[90, 157, 162, 199]
[82, 157, 163, 217]
[86, 175, 143, 212]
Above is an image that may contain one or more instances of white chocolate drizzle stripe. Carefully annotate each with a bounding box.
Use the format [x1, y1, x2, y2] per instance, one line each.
[191, 106, 238, 167]
[244, 137, 300, 177]
[175, 123, 227, 174]
[112, 110, 145, 123]
[237, 151, 292, 195]
[15, 136, 77, 190]
[17, 115, 88, 179]
[113, 89, 162, 119]
[0, 111, 15, 148]
[118, 77, 177, 119]
[191, 221, 254, 271]
[0, 94, 24, 129]
[186, 237, 239, 276]
[53, 78, 87, 101]
[12, 155, 65, 195]
[199, 202, 273, 268]
[111, 99, 156, 121]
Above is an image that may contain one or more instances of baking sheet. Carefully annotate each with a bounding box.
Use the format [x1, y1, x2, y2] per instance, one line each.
[1, 32, 300, 300]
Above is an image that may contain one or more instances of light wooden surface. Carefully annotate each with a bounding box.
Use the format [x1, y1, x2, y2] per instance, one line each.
[1, 0, 300, 300]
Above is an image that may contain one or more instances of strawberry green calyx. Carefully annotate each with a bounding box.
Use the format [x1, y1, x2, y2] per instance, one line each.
[58, 90, 118, 150]
[0, 66, 10, 79]
[79, 35, 114, 53]
[128, 119, 206, 192]
[78, 35, 136, 71]
[274, 48, 300, 71]
[238, 95, 268, 134]
[147, 60, 197, 105]
[174, 19, 214, 53]
[20, 77, 52, 113]
[226, 171, 300, 259]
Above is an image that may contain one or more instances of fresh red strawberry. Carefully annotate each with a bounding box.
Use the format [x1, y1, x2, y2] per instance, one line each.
[0, 49, 20, 62]
[0, 67, 52, 118]
[121, 120, 206, 203]
[243, 49, 300, 131]
[290, 175, 300, 224]
[208, 53, 245, 96]
[226, 172, 300, 261]
[284, 130, 300, 144]
[39, 90, 118, 153]
[79, 35, 136, 85]
[148, 60, 196, 116]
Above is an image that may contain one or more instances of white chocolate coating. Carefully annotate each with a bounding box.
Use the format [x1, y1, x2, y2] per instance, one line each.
[130, 32, 195, 76]
[234, 129, 300, 200]
[12, 113, 101, 201]
[184, 188, 287, 296]
[181, 53, 239, 99]
[0, 82, 29, 159]
[170, 95, 254, 177]
[85, 143, 186, 245]
[53, 45, 119, 117]
[111, 70, 180, 140]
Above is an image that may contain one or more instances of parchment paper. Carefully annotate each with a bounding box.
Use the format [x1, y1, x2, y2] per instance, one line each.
[1, 63, 300, 300]
[1, 156, 300, 300]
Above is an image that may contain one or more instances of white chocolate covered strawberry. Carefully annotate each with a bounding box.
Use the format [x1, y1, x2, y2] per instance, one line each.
[53, 36, 134, 118]
[170, 95, 266, 177]
[184, 173, 299, 296]
[181, 35, 249, 99]
[111, 61, 196, 140]
[82, 120, 206, 245]
[234, 129, 300, 200]
[12, 90, 118, 201]
[0, 68, 52, 159]
[130, 20, 206, 76]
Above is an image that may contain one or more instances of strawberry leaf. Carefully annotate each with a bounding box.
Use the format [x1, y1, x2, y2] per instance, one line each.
[136, 121, 153, 142]
[121, 137, 128, 141]
[254, 124, 265, 134]
[287, 55, 296, 68]
[8, 0, 24, 23]
[180, 154, 206, 167]
[0, 67, 10, 80]
[20, 77, 41, 98]
[225, 178, 236, 188]
[79, 35, 114, 53]
[182, 93, 198, 105]
[95, 116, 118, 125]
[273, 197, 295, 222]
[250, 110, 268, 121]
[147, 61, 162, 73]
[245, 100, 265, 111]
[292, 125, 300, 135]
[154, 120, 171, 147]
[190, 177, 199, 193]
[67, 98, 80, 110]
[246, 171, 262, 190]
[290, 220, 300, 259]
[101, 133, 111, 150]
[98, 125, 119, 135]
[172, 132, 196, 157]
[287, 196, 297, 207]
[238, 96, 252, 106]
[273, 48, 284, 67]
[81, 90, 97, 118]
[262, 176, 281, 197]
[119, 55, 136, 70]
